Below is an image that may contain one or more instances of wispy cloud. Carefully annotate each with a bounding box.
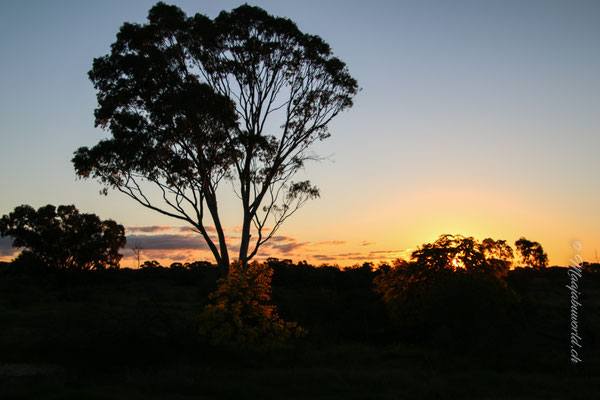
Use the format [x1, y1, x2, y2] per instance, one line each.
[128, 225, 221, 234]
[127, 225, 173, 233]
[259, 235, 309, 254]
[124, 249, 207, 264]
[269, 235, 296, 243]
[268, 241, 309, 254]
[178, 226, 219, 233]
[314, 240, 346, 246]
[361, 241, 375, 246]
[125, 234, 210, 250]
[336, 252, 362, 257]
[312, 254, 337, 261]
[366, 249, 413, 260]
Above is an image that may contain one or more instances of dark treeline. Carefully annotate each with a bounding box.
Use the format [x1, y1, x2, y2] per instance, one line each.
[1, 255, 599, 375]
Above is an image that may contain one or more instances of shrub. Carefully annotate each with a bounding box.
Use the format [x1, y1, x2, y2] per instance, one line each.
[197, 261, 305, 348]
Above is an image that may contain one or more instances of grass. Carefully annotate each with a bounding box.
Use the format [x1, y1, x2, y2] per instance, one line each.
[2, 352, 598, 399]
[1, 267, 599, 399]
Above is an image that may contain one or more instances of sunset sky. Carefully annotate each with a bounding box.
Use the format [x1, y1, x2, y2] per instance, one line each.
[1, 0, 599, 268]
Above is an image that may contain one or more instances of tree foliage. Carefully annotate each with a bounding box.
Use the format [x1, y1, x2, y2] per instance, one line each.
[374, 234, 522, 340]
[73, 3, 358, 275]
[0, 204, 125, 270]
[407, 234, 512, 283]
[197, 261, 305, 347]
[515, 237, 548, 270]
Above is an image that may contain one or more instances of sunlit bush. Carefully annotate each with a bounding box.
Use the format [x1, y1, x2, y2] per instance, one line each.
[198, 261, 305, 347]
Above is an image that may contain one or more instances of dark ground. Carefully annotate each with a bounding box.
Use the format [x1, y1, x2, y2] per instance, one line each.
[0, 263, 598, 399]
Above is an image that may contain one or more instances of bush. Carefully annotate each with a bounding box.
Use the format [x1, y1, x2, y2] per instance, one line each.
[197, 262, 305, 348]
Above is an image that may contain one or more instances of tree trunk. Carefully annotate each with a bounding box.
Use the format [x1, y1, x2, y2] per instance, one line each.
[217, 258, 229, 277]
[238, 212, 252, 273]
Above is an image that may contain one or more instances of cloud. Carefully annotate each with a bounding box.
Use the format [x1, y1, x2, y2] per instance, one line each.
[312, 254, 337, 261]
[368, 250, 403, 254]
[258, 235, 309, 254]
[365, 249, 413, 260]
[125, 234, 210, 251]
[346, 255, 372, 261]
[269, 235, 296, 243]
[127, 225, 173, 233]
[178, 226, 218, 233]
[361, 241, 375, 246]
[314, 240, 346, 246]
[232, 226, 272, 233]
[167, 253, 191, 261]
[128, 225, 221, 235]
[269, 241, 309, 254]
[123, 248, 213, 265]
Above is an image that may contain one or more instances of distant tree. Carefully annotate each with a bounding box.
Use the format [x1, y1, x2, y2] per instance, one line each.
[186, 260, 214, 269]
[582, 262, 600, 273]
[72, 3, 358, 276]
[131, 240, 143, 268]
[374, 236, 522, 340]
[481, 238, 514, 262]
[409, 234, 491, 280]
[407, 235, 514, 279]
[376, 262, 391, 274]
[0, 204, 125, 270]
[141, 260, 164, 269]
[481, 238, 514, 276]
[515, 237, 548, 270]
[169, 262, 185, 270]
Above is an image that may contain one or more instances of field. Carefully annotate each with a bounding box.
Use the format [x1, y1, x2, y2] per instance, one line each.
[1, 265, 599, 399]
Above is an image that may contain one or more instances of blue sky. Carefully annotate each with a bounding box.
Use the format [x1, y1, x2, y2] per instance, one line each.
[1, 0, 599, 266]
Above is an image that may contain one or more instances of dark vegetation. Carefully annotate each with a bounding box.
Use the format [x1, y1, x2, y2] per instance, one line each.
[1, 252, 599, 398]
[0, 204, 125, 271]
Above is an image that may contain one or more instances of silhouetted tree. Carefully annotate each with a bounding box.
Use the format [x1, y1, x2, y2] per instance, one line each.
[186, 260, 214, 270]
[169, 262, 185, 270]
[141, 260, 164, 269]
[131, 240, 143, 268]
[515, 237, 548, 270]
[0, 204, 125, 270]
[582, 262, 600, 273]
[407, 235, 515, 279]
[72, 3, 358, 276]
[374, 235, 522, 341]
[481, 238, 514, 276]
[409, 234, 500, 280]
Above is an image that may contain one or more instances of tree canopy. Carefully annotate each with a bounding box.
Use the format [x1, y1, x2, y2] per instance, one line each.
[409, 234, 512, 282]
[374, 234, 523, 340]
[73, 2, 358, 275]
[515, 237, 548, 270]
[0, 204, 126, 270]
